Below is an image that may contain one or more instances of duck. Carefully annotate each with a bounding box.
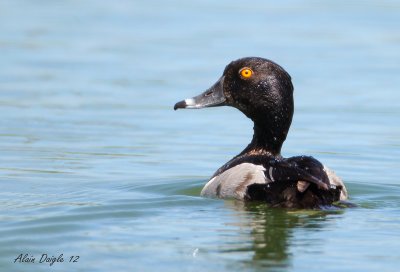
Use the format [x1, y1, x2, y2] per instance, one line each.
[174, 57, 348, 208]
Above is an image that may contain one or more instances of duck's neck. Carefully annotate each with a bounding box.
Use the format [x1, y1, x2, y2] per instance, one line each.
[240, 111, 293, 157]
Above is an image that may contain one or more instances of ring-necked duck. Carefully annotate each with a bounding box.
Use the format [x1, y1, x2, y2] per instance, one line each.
[174, 57, 348, 208]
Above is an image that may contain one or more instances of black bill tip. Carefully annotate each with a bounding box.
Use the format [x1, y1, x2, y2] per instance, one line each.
[174, 100, 187, 110]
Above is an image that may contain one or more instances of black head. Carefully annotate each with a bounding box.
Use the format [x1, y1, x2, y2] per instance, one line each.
[174, 57, 294, 155]
[220, 57, 293, 122]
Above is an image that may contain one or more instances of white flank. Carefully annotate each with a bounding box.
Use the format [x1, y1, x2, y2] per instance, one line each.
[201, 163, 269, 200]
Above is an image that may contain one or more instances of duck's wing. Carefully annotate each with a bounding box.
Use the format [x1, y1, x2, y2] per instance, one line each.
[264, 157, 330, 190]
[245, 156, 344, 208]
[285, 156, 348, 200]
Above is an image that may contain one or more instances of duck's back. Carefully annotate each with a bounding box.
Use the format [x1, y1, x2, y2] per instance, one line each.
[200, 155, 347, 208]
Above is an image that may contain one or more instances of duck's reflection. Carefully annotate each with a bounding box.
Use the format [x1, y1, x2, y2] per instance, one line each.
[223, 200, 343, 268]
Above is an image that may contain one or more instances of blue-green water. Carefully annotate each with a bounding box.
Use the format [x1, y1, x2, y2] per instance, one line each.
[1, 1, 400, 271]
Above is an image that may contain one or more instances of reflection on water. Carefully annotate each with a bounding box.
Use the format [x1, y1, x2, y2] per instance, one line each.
[224, 201, 344, 270]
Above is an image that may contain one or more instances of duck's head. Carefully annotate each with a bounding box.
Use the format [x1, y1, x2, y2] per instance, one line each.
[174, 57, 294, 155]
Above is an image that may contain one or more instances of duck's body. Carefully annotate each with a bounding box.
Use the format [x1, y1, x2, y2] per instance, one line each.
[201, 155, 347, 208]
[174, 57, 348, 208]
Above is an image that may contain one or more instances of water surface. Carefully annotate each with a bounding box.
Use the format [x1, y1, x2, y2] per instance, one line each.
[0, 1, 399, 271]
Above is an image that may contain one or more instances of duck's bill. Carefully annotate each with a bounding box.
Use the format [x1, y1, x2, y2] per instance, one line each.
[174, 76, 226, 110]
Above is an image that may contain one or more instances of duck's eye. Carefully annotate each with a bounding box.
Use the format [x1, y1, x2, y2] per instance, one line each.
[239, 67, 253, 79]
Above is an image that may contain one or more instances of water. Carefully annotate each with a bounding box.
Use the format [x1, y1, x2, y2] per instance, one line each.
[0, 0, 399, 271]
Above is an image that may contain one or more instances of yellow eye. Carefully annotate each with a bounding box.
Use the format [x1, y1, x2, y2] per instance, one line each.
[239, 67, 253, 79]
